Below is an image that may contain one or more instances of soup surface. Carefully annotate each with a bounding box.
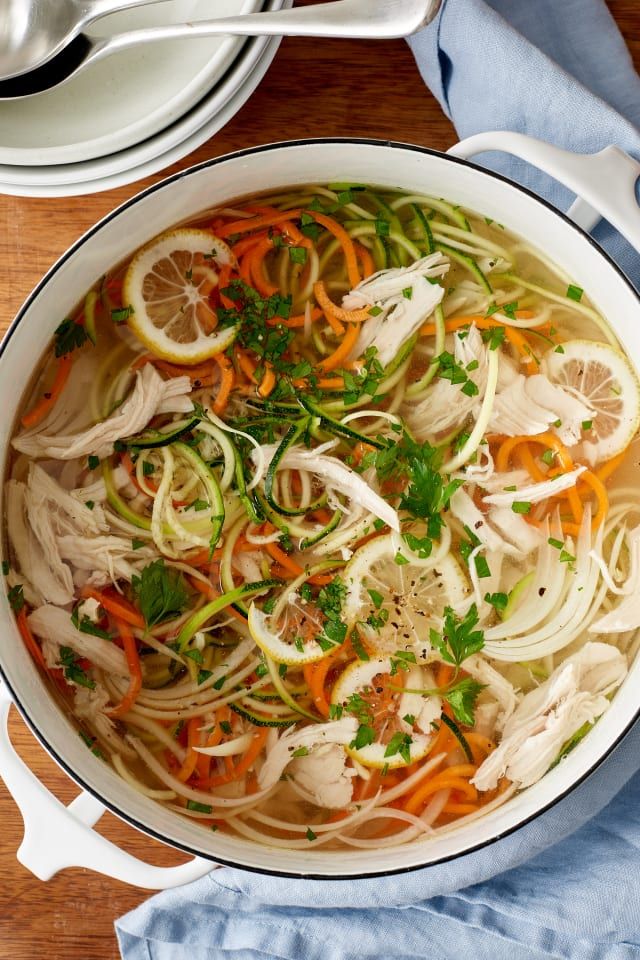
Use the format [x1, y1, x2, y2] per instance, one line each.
[4, 183, 640, 850]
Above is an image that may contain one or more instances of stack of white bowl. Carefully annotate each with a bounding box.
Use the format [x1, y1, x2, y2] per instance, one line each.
[0, 0, 290, 197]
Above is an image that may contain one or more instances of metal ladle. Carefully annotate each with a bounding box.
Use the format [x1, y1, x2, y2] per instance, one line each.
[0, 0, 178, 80]
[0, 0, 442, 99]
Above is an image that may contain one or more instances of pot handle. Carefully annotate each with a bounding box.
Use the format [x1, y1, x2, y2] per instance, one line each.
[447, 131, 640, 250]
[0, 682, 213, 888]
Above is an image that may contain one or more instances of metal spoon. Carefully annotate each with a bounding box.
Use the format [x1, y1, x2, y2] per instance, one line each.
[0, 0, 178, 81]
[0, 0, 442, 99]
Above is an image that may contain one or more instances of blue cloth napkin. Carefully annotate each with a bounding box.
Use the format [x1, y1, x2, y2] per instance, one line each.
[116, 2, 640, 957]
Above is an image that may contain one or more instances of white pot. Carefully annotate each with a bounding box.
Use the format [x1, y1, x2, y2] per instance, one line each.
[2, 134, 640, 888]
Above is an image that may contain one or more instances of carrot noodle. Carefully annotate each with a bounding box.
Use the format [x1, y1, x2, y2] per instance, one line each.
[212, 352, 235, 414]
[319, 323, 360, 373]
[313, 281, 372, 323]
[17, 607, 46, 670]
[106, 618, 143, 719]
[305, 210, 361, 287]
[404, 765, 478, 815]
[215, 209, 304, 239]
[80, 588, 145, 629]
[21, 354, 72, 429]
[354, 241, 375, 279]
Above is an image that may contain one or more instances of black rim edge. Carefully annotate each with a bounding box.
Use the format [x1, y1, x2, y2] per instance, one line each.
[2, 136, 639, 880]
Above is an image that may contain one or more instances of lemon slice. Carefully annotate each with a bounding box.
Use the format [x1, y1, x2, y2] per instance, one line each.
[542, 339, 640, 463]
[343, 533, 469, 656]
[331, 658, 433, 768]
[123, 228, 238, 365]
[248, 602, 332, 666]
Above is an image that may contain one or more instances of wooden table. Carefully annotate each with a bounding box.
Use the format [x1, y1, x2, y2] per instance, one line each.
[0, 4, 637, 957]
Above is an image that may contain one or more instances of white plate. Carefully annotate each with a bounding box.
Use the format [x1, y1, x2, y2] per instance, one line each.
[0, 0, 262, 167]
[0, 31, 282, 197]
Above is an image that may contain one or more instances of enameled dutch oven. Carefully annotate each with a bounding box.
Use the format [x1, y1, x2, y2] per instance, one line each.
[2, 133, 640, 888]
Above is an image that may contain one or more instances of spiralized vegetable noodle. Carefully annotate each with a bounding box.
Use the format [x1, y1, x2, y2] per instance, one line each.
[4, 183, 639, 850]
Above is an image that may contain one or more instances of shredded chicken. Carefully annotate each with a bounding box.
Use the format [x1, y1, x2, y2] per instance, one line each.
[254, 444, 399, 532]
[450, 487, 541, 558]
[464, 655, 519, 733]
[490, 373, 592, 446]
[13, 364, 193, 460]
[472, 642, 627, 790]
[74, 684, 136, 757]
[403, 325, 491, 440]
[6, 463, 149, 603]
[404, 323, 592, 447]
[257, 718, 358, 801]
[288, 743, 357, 808]
[343, 253, 449, 366]
[28, 604, 129, 675]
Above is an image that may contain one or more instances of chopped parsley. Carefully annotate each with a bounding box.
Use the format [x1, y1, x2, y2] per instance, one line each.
[389, 649, 417, 676]
[187, 800, 213, 814]
[71, 604, 113, 640]
[339, 347, 385, 405]
[436, 350, 479, 396]
[511, 501, 532, 514]
[186, 498, 209, 512]
[59, 645, 95, 689]
[384, 731, 413, 764]
[484, 591, 508, 613]
[350, 724, 376, 750]
[7, 583, 24, 613]
[473, 554, 492, 579]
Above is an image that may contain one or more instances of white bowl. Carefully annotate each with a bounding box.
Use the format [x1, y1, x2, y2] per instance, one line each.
[0, 34, 282, 197]
[0, 0, 289, 196]
[2, 138, 640, 880]
[0, 0, 263, 167]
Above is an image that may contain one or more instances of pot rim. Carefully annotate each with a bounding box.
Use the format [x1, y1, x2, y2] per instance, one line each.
[2, 136, 639, 880]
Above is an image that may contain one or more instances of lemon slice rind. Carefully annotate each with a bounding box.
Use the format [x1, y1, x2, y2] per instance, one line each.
[123, 228, 238, 365]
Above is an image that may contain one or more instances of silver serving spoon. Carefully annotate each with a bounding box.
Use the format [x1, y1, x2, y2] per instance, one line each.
[0, 0, 442, 99]
[0, 0, 178, 81]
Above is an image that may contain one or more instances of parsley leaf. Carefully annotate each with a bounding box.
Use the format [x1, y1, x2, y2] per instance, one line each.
[350, 724, 376, 750]
[54, 318, 89, 357]
[429, 604, 485, 670]
[59, 645, 95, 689]
[71, 604, 113, 640]
[442, 678, 485, 726]
[384, 731, 413, 764]
[131, 559, 189, 628]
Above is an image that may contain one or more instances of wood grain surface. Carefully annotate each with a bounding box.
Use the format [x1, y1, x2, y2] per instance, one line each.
[0, 3, 638, 958]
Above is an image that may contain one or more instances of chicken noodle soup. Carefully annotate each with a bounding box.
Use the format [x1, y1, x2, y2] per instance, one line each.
[4, 184, 639, 849]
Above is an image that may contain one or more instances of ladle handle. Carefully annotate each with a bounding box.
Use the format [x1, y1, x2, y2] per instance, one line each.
[82, 0, 179, 19]
[0, 682, 213, 888]
[447, 131, 640, 252]
[91, 0, 440, 54]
